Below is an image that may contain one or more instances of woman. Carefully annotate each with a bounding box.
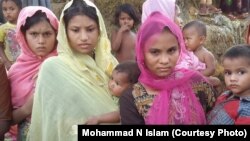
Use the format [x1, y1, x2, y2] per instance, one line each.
[8, 6, 58, 140]
[119, 12, 216, 124]
[27, 0, 118, 140]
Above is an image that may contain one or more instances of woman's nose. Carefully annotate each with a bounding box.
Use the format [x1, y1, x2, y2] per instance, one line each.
[80, 31, 88, 41]
[159, 54, 169, 64]
[38, 35, 45, 44]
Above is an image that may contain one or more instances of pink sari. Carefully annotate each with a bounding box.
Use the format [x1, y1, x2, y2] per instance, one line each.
[136, 12, 206, 124]
[8, 6, 58, 109]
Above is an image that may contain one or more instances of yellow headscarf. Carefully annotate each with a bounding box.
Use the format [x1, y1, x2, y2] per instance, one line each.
[57, 0, 118, 85]
[27, 1, 118, 141]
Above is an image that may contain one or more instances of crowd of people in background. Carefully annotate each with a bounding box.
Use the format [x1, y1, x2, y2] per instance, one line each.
[0, 0, 250, 140]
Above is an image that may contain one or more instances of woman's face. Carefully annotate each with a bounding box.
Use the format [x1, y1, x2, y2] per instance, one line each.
[66, 15, 99, 56]
[25, 20, 57, 57]
[144, 31, 179, 78]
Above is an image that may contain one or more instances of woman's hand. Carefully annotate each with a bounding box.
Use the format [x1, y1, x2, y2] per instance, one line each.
[84, 116, 100, 125]
[12, 95, 34, 125]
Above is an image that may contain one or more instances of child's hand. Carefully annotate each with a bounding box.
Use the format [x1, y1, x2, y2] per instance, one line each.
[119, 24, 130, 33]
[84, 116, 100, 125]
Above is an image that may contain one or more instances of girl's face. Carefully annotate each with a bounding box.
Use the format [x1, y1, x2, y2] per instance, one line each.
[108, 70, 130, 97]
[67, 15, 99, 56]
[2, 0, 20, 24]
[223, 57, 250, 97]
[144, 31, 179, 78]
[25, 20, 56, 57]
[119, 12, 134, 30]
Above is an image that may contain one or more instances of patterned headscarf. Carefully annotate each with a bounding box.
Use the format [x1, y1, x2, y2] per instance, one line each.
[136, 12, 206, 124]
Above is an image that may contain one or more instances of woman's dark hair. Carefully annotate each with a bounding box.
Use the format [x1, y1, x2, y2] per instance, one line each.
[222, 44, 250, 64]
[63, 0, 99, 29]
[114, 3, 139, 28]
[1, 0, 22, 10]
[21, 10, 55, 34]
[114, 60, 140, 84]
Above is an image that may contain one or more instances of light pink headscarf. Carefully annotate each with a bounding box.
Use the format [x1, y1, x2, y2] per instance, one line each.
[141, 0, 176, 23]
[136, 12, 206, 124]
[8, 6, 58, 109]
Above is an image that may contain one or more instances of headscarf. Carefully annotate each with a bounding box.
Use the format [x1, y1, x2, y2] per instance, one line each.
[136, 12, 206, 124]
[141, 0, 204, 70]
[57, 0, 118, 81]
[8, 6, 58, 109]
[141, 0, 176, 23]
[27, 1, 118, 140]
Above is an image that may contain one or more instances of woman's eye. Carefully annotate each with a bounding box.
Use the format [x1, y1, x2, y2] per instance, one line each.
[31, 32, 38, 37]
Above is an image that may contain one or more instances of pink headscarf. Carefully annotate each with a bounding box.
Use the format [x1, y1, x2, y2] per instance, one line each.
[136, 12, 206, 124]
[8, 6, 58, 109]
[141, 0, 176, 23]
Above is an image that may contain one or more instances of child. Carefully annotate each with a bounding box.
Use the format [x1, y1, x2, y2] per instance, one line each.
[85, 61, 140, 124]
[208, 44, 250, 124]
[111, 3, 139, 63]
[0, 0, 22, 70]
[0, 61, 12, 141]
[183, 20, 216, 77]
[183, 20, 222, 93]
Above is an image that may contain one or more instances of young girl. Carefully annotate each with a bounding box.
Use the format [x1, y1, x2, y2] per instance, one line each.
[8, 6, 58, 140]
[85, 61, 140, 124]
[119, 12, 216, 125]
[27, 0, 118, 140]
[111, 3, 139, 63]
[208, 44, 250, 124]
[0, 0, 22, 70]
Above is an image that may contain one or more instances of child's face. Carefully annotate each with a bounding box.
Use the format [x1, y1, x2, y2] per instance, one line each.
[25, 20, 56, 57]
[2, 0, 20, 24]
[67, 15, 99, 56]
[183, 27, 204, 52]
[108, 70, 130, 97]
[144, 31, 179, 78]
[223, 57, 250, 97]
[118, 12, 134, 30]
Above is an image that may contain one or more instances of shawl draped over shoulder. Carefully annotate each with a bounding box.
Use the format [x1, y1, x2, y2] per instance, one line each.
[27, 0, 118, 140]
